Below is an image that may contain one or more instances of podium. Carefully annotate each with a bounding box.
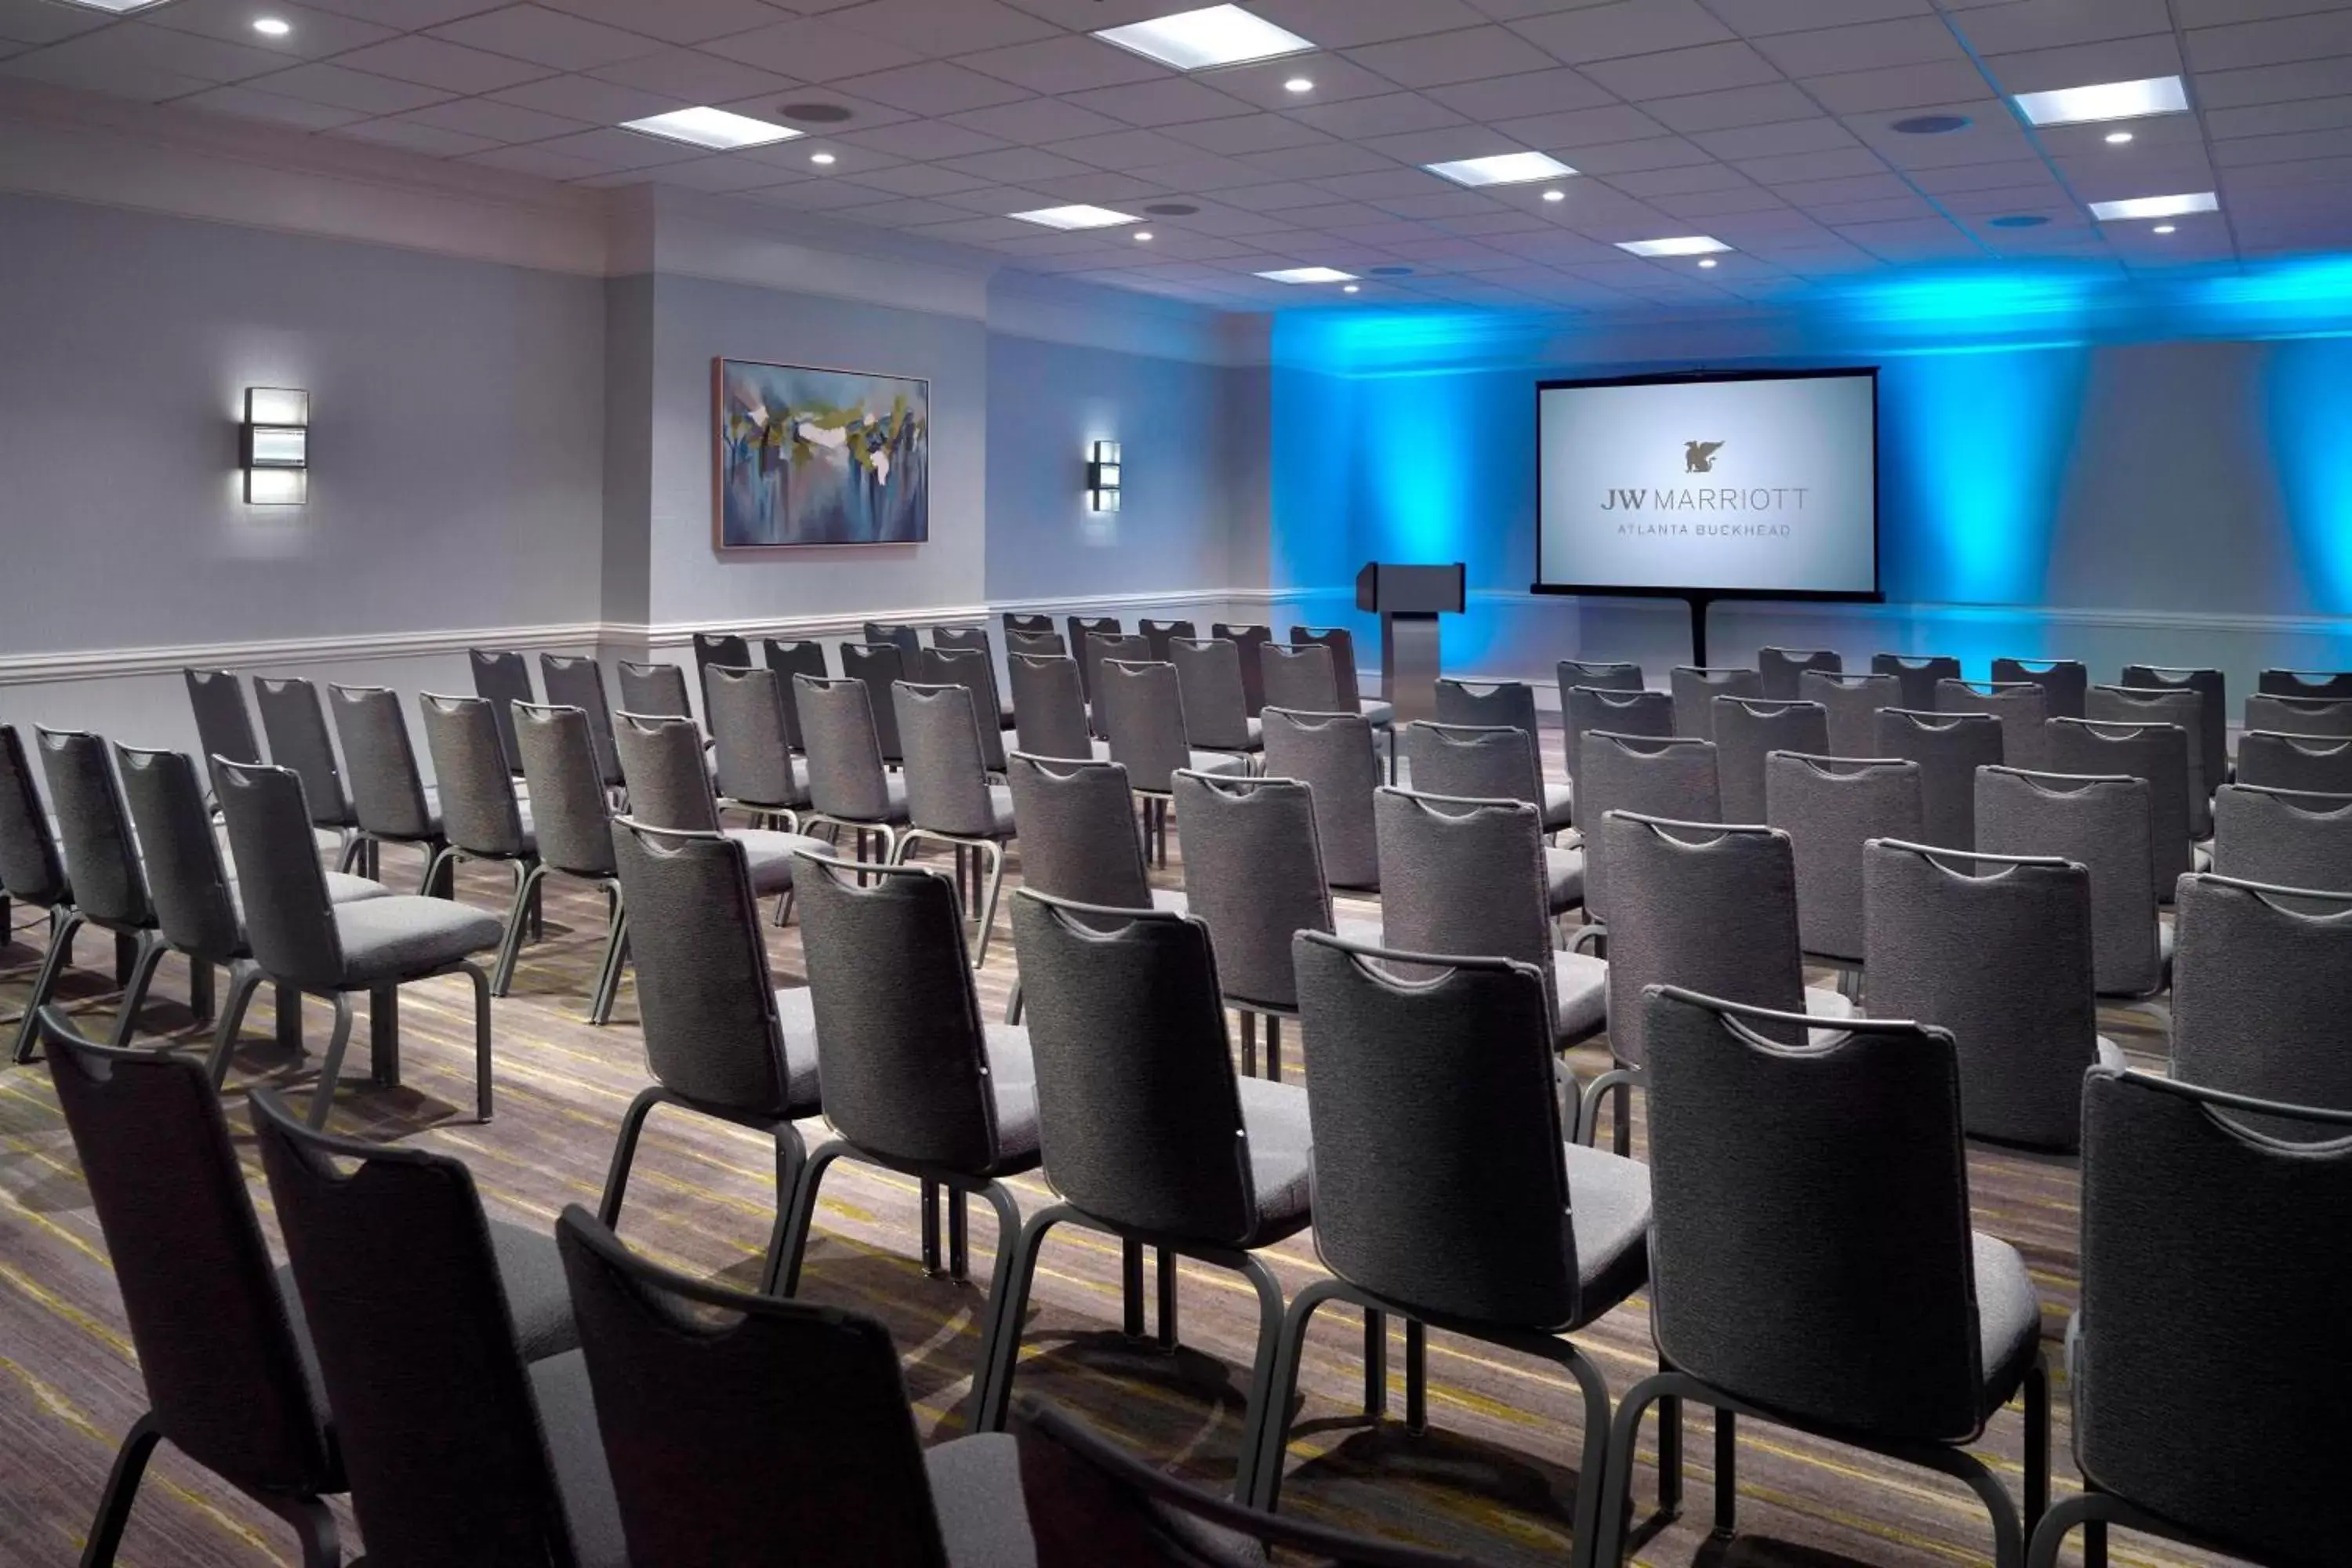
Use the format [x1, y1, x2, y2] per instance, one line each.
[1356, 561, 1465, 728]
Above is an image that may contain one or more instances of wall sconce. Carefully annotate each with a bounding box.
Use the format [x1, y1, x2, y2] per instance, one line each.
[1087, 440, 1121, 513]
[242, 387, 310, 504]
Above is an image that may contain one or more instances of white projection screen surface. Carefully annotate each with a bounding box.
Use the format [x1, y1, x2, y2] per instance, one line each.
[1534, 369, 1879, 600]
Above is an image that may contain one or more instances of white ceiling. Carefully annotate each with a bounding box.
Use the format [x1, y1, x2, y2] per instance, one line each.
[6, 0, 2352, 312]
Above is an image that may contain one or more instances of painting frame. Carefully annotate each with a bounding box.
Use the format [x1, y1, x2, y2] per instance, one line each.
[711, 357, 932, 553]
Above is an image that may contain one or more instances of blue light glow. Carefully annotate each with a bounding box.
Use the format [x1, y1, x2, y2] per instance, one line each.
[1817, 268, 2098, 350]
[2266, 337, 2352, 615]
[2198, 257, 2352, 340]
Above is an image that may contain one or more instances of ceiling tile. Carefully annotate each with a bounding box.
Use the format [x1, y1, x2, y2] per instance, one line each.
[141, 0, 400, 60]
[1124, 151, 1290, 189]
[831, 59, 1033, 113]
[529, 125, 712, 168]
[332, 36, 555, 93]
[1201, 55, 1399, 109]
[1582, 40, 1786, 99]
[2189, 11, 2352, 72]
[1641, 82, 1823, 133]
[1508, 0, 1735, 63]
[332, 118, 503, 157]
[1560, 134, 1717, 173]
[1801, 59, 1991, 113]
[396, 94, 588, 140]
[1359, 125, 1530, 164]
[839, 160, 995, 195]
[0, 47, 209, 100]
[1799, 194, 1936, 223]
[541, 0, 789, 45]
[1343, 24, 1562, 87]
[0, 0, 113, 46]
[1977, 34, 2182, 96]
[1213, 180, 1341, 210]
[488, 71, 683, 121]
[18, 22, 288, 86]
[935, 145, 1099, 182]
[1494, 103, 1671, 150]
[1253, 0, 1489, 49]
[1733, 145, 1891, 183]
[946, 96, 1127, 143]
[836, 119, 1008, 158]
[1702, 0, 1933, 37]
[843, 194, 978, 225]
[958, 34, 1165, 93]
[2208, 95, 2352, 140]
[1652, 185, 1797, 216]
[716, 17, 923, 80]
[587, 46, 796, 103]
[648, 153, 809, 190]
[2196, 58, 2352, 111]
[826, 0, 1058, 56]
[177, 83, 372, 129]
[1951, 0, 2172, 55]
[427, 5, 664, 71]
[243, 60, 456, 113]
[1236, 141, 1397, 178]
[1773, 170, 1916, 203]
[1753, 16, 1969, 75]
[1290, 91, 1468, 138]
[915, 214, 1063, 242]
[1606, 162, 1759, 196]
[1421, 65, 1617, 120]
[1690, 115, 1859, 157]
[1028, 169, 1174, 201]
[1160, 112, 1336, 155]
[299, 0, 509, 27]
[734, 85, 913, 131]
[1061, 77, 1256, 126]
[460, 142, 612, 177]
[1044, 128, 1206, 170]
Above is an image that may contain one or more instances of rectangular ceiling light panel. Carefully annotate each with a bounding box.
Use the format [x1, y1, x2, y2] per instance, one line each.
[1011, 205, 1142, 230]
[622, 107, 802, 150]
[1616, 236, 1733, 257]
[2013, 75, 2188, 126]
[1094, 5, 1314, 71]
[1256, 266, 1356, 283]
[1425, 151, 1577, 187]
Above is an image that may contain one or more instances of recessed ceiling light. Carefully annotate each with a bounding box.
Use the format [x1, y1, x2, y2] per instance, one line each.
[51, 0, 172, 11]
[1343, 283, 1360, 293]
[1891, 114, 1971, 135]
[2013, 74, 2187, 127]
[1426, 151, 1576, 187]
[809, 151, 836, 165]
[2105, 130, 2134, 144]
[1257, 267, 1356, 284]
[622, 107, 800, 151]
[1134, 230, 1153, 241]
[1697, 258, 1719, 268]
[2153, 223, 2176, 234]
[1617, 235, 1732, 258]
[1094, 5, 1314, 71]
[1011, 205, 1140, 230]
[1284, 77, 1313, 93]
[1542, 188, 1566, 202]
[253, 16, 292, 37]
[2088, 191, 2216, 221]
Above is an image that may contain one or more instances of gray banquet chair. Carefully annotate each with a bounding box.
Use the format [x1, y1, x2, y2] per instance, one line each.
[1992, 657, 2087, 720]
[1870, 652, 1962, 712]
[1800, 669, 1900, 758]
[212, 759, 500, 1127]
[1260, 641, 1340, 714]
[1004, 753, 1178, 915]
[1863, 840, 2116, 1150]
[1577, 732, 1719, 931]
[612, 710, 825, 924]
[1596, 989, 2048, 1568]
[839, 641, 907, 764]
[539, 652, 625, 792]
[2235, 728, 2352, 794]
[1252, 932, 1653, 1555]
[254, 676, 362, 867]
[1261, 707, 1382, 891]
[598, 818, 822, 1293]
[1402, 722, 1581, 909]
[2244, 691, 2352, 739]
[2210, 781, 2352, 891]
[1211, 621, 1276, 716]
[1875, 708, 2004, 852]
[184, 666, 263, 774]
[918, 644, 1011, 766]
[1100, 657, 1247, 863]
[2025, 1069, 2351, 1568]
[794, 674, 912, 862]
[1139, 616, 1197, 662]
[249, 1088, 619, 1567]
[1711, 697, 1828, 825]
[1005, 628, 1065, 663]
[1564, 685, 1673, 794]
[2086, 684, 2209, 834]
[2120, 665, 2225, 809]
[1374, 787, 1608, 1047]
[860, 621, 921, 663]
[468, 647, 535, 776]
[1084, 632, 1153, 737]
[1174, 771, 1377, 1081]
[1976, 767, 2167, 1000]
[1557, 659, 1644, 699]
[1936, 678, 2049, 773]
[327, 683, 447, 893]
[1007, 651, 1103, 762]
[30, 728, 164, 1058]
[2043, 717, 2193, 900]
[977, 890, 1312, 1506]
[1668, 666, 1762, 742]
[774, 851, 1038, 1372]
[693, 630, 752, 717]
[417, 695, 543, 992]
[1067, 615, 1121, 703]
[1765, 753, 1923, 972]
[1171, 637, 1265, 763]
[1003, 611, 1054, 640]
[1294, 625, 1392, 727]
[510, 703, 627, 1018]
[2258, 666, 2352, 699]
[760, 638, 830, 752]
[1432, 684, 1571, 830]
[1759, 646, 1840, 701]
[891, 681, 1016, 965]
[617, 658, 693, 721]
[0, 724, 78, 1062]
[2169, 870, 2352, 1119]
[706, 664, 811, 831]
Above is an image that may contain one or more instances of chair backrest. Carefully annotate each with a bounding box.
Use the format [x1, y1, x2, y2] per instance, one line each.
[36, 727, 149, 929]
[1068, 617, 1122, 704]
[467, 647, 535, 775]
[1862, 840, 2098, 1149]
[1433, 678, 1537, 736]
[795, 676, 894, 825]
[706, 665, 806, 811]
[931, 624, 989, 660]
[328, 684, 434, 840]
[610, 818, 799, 1114]
[1764, 752, 1922, 964]
[618, 659, 694, 721]
[1758, 647, 1841, 701]
[1710, 698, 1828, 825]
[795, 853, 1008, 1171]
[760, 640, 830, 753]
[553, 1207, 953, 1568]
[1933, 678, 2049, 772]
[1869, 652, 1962, 712]
[1991, 656, 2089, 719]
[919, 645, 1008, 772]
[1290, 626, 1365, 710]
[185, 666, 263, 769]
[1642, 988, 1988, 1442]
[612, 711, 723, 834]
[1565, 685, 1674, 786]
[1260, 642, 1340, 713]
[860, 622, 922, 663]
[1580, 732, 1720, 924]
[42, 1031, 335, 1496]
[1974, 767, 2159, 996]
[2172, 872, 2352, 1118]
[539, 653, 624, 787]
[1082, 633, 1151, 731]
[1294, 934, 1580, 1327]
[2258, 667, 2352, 700]
[893, 682, 999, 839]
[1169, 638, 1254, 753]
[1007, 652, 1095, 762]
[1007, 628, 1066, 660]
[1798, 670, 1900, 758]
[512, 702, 615, 879]
[0, 725, 67, 908]
[2211, 782, 2352, 891]
[2088, 684, 2209, 833]
[838, 643, 906, 763]
[1010, 891, 1262, 1241]
[2236, 728, 2352, 794]
[1402, 721, 1544, 814]
[1210, 622, 1273, 715]
[249, 1090, 583, 1566]
[417, 694, 529, 858]
[1003, 611, 1054, 638]
[2071, 1069, 2352, 1567]
[1261, 707, 1381, 891]
[2121, 665, 2225, 812]
[1668, 666, 1762, 740]
[2245, 691, 2352, 739]
[1373, 789, 1551, 1007]
[2044, 717, 2190, 899]
[694, 633, 753, 718]
[1101, 659, 1193, 795]
[212, 760, 343, 989]
[1872, 708, 2003, 852]
[1004, 753, 1153, 911]
[1174, 771, 1330, 1011]
[115, 745, 241, 960]
[1600, 814, 1805, 1069]
[1138, 618, 1197, 662]
[255, 676, 356, 829]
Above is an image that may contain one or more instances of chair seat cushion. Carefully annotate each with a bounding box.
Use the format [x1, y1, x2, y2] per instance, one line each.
[981, 1028, 1042, 1169]
[1562, 1141, 1652, 1323]
[766, 987, 829, 1113]
[323, 872, 394, 905]
[1331, 912, 1384, 949]
[1545, 846, 1584, 915]
[332, 895, 503, 986]
[1543, 782, 1574, 833]
[1234, 1076, 1313, 1243]
[1553, 951, 1609, 1041]
[1186, 750, 1250, 777]
[1149, 888, 1189, 916]
[1359, 699, 1394, 728]
[2095, 1034, 2127, 1070]
[985, 783, 1017, 838]
[926, 1432, 1041, 1568]
[1971, 1231, 2043, 1417]
[731, 828, 832, 896]
[527, 1350, 629, 1568]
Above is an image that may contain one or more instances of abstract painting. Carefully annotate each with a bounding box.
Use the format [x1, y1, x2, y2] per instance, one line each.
[713, 358, 930, 549]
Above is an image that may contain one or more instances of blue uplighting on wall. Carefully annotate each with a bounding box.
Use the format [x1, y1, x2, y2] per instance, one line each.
[1820, 269, 2096, 350]
[2267, 336, 2352, 616]
[2199, 256, 2352, 340]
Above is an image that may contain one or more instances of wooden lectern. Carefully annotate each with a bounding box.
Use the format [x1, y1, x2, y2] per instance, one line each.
[1356, 561, 1466, 728]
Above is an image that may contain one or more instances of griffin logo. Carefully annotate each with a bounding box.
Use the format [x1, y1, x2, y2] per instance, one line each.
[1685, 440, 1725, 474]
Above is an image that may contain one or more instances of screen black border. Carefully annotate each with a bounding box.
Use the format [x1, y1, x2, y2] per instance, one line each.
[1529, 365, 1883, 603]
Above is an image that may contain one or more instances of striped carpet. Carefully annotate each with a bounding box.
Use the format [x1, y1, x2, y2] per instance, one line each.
[0, 775, 2235, 1567]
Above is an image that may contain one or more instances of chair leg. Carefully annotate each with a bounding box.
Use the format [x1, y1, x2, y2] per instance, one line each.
[1239, 1010, 1257, 1077]
[597, 1087, 665, 1228]
[1363, 1309, 1388, 1419]
[949, 1189, 971, 1283]
[972, 840, 1006, 969]
[188, 957, 214, 1026]
[591, 906, 628, 1025]
[274, 984, 303, 1055]
[491, 864, 545, 996]
[1266, 1014, 1282, 1083]
[1593, 1371, 1676, 1568]
[921, 1178, 943, 1276]
[1714, 1410, 1738, 1533]
[107, 932, 168, 1048]
[964, 1181, 1025, 1426]
[463, 962, 493, 1122]
[1612, 1079, 1632, 1158]
[305, 993, 357, 1130]
[1229, 1254, 1290, 1504]
[2026, 1494, 2103, 1568]
[1156, 1247, 1178, 1351]
[1004, 977, 1022, 1025]
[422, 844, 454, 900]
[206, 964, 268, 1087]
[973, 1207, 1065, 1432]
[1656, 1365, 1683, 1519]
[250, 1493, 341, 1568]
[2022, 1357, 2050, 1534]
[1252, 1279, 1347, 1512]
[755, 1123, 809, 1296]
[1530, 1338, 1616, 1568]
[78, 1410, 163, 1568]
[12, 909, 85, 1065]
[1122, 1239, 1146, 1338]
[774, 1142, 849, 1297]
